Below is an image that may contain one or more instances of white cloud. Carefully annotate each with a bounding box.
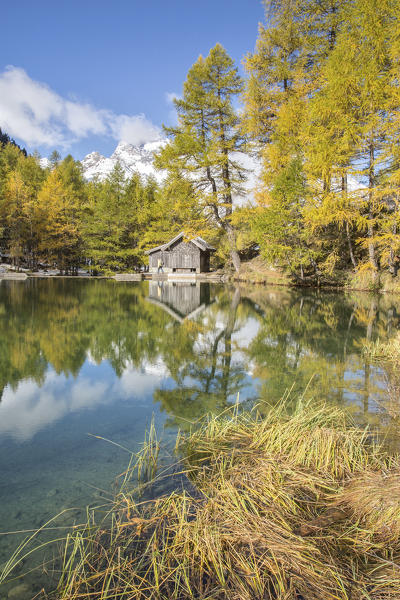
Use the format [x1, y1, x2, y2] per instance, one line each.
[64, 100, 108, 137]
[165, 91, 180, 125]
[110, 113, 161, 146]
[165, 91, 180, 105]
[0, 66, 162, 149]
[0, 375, 109, 441]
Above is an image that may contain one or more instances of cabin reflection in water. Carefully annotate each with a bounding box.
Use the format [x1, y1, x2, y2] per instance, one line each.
[147, 281, 211, 322]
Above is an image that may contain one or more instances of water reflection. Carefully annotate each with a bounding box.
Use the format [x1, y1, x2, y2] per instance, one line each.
[1, 279, 400, 587]
[0, 279, 399, 438]
[153, 285, 256, 427]
[147, 281, 211, 321]
[0, 365, 167, 442]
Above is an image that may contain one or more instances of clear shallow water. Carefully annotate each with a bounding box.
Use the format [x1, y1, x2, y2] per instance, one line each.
[0, 279, 399, 595]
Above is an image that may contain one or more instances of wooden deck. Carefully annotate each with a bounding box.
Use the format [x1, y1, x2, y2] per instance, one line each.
[113, 273, 209, 282]
[0, 272, 28, 280]
[113, 273, 144, 281]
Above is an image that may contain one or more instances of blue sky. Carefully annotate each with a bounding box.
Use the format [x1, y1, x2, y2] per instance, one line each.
[1, 0, 265, 160]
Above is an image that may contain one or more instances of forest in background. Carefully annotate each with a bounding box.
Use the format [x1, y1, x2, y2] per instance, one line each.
[1, 0, 400, 287]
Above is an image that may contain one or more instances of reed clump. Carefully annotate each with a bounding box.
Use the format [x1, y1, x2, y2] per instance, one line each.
[364, 333, 400, 364]
[364, 334, 400, 424]
[55, 402, 400, 600]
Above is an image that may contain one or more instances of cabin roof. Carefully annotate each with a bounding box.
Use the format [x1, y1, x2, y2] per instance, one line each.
[145, 232, 215, 255]
[146, 297, 208, 323]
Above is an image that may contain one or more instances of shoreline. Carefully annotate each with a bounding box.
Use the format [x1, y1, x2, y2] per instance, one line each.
[1, 268, 400, 295]
[232, 274, 400, 295]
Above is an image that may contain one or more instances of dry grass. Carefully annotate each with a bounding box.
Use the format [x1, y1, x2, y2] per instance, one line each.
[233, 257, 290, 286]
[6, 402, 400, 600]
[49, 402, 400, 599]
[364, 333, 400, 365]
[334, 470, 400, 545]
[346, 270, 400, 294]
[363, 336, 400, 452]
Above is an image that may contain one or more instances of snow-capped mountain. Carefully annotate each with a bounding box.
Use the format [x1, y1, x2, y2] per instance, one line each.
[80, 140, 166, 182]
[40, 140, 262, 203]
[40, 143, 366, 206]
[39, 140, 166, 181]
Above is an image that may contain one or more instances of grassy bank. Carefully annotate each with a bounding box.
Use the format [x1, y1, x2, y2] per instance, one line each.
[232, 257, 290, 286]
[46, 401, 400, 600]
[346, 271, 400, 294]
[233, 257, 400, 294]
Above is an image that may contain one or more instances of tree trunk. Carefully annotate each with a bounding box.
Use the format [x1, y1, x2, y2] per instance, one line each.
[389, 222, 397, 276]
[205, 329, 225, 394]
[368, 142, 378, 277]
[328, 5, 337, 51]
[216, 93, 240, 273]
[342, 174, 357, 268]
[343, 310, 355, 359]
[363, 299, 377, 415]
[221, 286, 241, 401]
[346, 222, 357, 268]
[226, 224, 241, 272]
[366, 299, 377, 342]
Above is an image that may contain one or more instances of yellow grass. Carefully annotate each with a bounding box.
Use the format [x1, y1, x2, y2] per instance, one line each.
[4, 401, 400, 600]
[364, 333, 400, 364]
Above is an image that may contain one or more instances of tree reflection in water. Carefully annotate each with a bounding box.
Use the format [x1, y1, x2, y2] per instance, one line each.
[0, 279, 399, 436]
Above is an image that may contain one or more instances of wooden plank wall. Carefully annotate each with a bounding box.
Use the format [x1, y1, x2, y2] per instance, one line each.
[149, 240, 202, 272]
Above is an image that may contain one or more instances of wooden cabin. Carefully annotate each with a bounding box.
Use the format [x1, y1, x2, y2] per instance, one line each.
[146, 232, 215, 274]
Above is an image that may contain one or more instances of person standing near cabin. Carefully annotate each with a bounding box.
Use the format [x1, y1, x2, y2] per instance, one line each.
[157, 257, 164, 273]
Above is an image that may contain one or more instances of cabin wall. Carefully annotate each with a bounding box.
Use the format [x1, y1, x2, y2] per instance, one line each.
[149, 250, 162, 272]
[200, 251, 210, 273]
[149, 240, 208, 273]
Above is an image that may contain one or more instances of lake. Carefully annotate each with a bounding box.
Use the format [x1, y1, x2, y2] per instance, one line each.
[0, 278, 399, 595]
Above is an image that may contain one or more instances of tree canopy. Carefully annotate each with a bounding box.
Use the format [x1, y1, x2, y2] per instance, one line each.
[1, 0, 400, 285]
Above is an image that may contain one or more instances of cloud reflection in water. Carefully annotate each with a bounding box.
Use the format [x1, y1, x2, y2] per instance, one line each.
[0, 359, 168, 442]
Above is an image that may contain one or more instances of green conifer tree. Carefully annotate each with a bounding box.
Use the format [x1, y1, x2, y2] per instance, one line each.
[81, 165, 148, 273]
[155, 44, 247, 272]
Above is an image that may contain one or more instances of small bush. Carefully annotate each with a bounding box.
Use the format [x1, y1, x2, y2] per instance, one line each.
[346, 268, 382, 292]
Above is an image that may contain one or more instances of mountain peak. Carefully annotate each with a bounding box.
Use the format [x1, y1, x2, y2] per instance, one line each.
[80, 140, 166, 182]
[112, 140, 136, 153]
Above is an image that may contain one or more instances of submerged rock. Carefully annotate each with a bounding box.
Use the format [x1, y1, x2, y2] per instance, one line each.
[7, 583, 31, 599]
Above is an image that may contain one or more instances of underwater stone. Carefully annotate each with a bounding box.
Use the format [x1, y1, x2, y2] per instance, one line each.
[8, 583, 31, 599]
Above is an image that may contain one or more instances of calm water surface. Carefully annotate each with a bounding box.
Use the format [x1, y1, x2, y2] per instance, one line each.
[0, 279, 399, 593]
